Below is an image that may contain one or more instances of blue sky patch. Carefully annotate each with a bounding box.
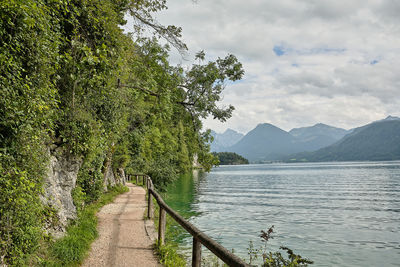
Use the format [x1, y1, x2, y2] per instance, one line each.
[273, 45, 287, 56]
[309, 48, 346, 54]
[273, 44, 346, 57]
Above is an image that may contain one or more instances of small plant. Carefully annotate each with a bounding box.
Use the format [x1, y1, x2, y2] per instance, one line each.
[263, 246, 313, 267]
[248, 226, 313, 267]
[155, 242, 186, 267]
[248, 240, 261, 265]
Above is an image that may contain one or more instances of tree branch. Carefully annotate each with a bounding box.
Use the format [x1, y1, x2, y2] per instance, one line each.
[119, 83, 159, 97]
[120, 82, 196, 108]
[176, 101, 195, 106]
[129, 10, 187, 53]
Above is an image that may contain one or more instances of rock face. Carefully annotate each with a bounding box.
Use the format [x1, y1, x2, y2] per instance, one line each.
[117, 168, 126, 185]
[42, 145, 82, 237]
[42, 145, 126, 238]
[103, 158, 117, 190]
[192, 153, 202, 168]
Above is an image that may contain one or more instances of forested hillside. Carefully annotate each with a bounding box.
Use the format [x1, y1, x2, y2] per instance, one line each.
[212, 152, 249, 165]
[286, 120, 400, 162]
[0, 0, 243, 265]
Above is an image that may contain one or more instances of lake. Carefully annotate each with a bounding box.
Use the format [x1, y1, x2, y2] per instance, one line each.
[164, 161, 400, 266]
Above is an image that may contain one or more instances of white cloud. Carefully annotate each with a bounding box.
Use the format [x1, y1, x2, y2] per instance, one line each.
[126, 0, 400, 133]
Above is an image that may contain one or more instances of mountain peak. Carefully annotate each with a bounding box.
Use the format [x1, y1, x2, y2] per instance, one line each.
[210, 128, 243, 152]
[255, 123, 279, 129]
[289, 123, 349, 150]
[384, 115, 400, 121]
[313, 123, 330, 128]
[252, 123, 289, 135]
[223, 128, 240, 135]
[229, 122, 297, 161]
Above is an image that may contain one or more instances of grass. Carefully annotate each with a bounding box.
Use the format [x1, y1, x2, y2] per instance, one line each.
[36, 184, 128, 267]
[155, 242, 186, 267]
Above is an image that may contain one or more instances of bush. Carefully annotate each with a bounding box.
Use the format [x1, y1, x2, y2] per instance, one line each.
[0, 157, 44, 266]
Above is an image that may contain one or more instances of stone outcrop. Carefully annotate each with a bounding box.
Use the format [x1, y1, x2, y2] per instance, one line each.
[117, 168, 126, 185]
[192, 153, 202, 168]
[102, 154, 126, 190]
[42, 144, 126, 238]
[42, 145, 82, 238]
[103, 157, 117, 190]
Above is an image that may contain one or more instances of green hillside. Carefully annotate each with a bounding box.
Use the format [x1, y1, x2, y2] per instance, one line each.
[213, 152, 249, 165]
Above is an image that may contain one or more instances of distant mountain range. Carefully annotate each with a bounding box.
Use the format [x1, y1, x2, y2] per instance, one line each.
[286, 117, 400, 162]
[210, 129, 244, 152]
[209, 116, 400, 163]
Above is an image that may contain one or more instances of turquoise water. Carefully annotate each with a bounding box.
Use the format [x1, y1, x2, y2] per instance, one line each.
[164, 161, 400, 266]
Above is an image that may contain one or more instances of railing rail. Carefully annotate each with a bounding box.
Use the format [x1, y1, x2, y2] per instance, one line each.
[129, 174, 250, 267]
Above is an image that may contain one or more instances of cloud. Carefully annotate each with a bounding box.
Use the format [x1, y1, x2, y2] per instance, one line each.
[126, 0, 400, 133]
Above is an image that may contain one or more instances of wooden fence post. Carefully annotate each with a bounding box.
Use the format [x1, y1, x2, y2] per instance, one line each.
[158, 207, 166, 246]
[148, 190, 153, 219]
[192, 236, 202, 267]
[136, 175, 138, 184]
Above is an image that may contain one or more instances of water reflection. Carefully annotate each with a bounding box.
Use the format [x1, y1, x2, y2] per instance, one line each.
[163, 171, 204, 245]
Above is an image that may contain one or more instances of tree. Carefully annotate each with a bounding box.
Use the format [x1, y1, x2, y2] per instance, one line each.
[177, 51, 244, 123]
[0, 0, 243, 263]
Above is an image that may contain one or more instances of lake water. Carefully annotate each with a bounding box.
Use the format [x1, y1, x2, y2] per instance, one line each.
[164, 161, 400, 266]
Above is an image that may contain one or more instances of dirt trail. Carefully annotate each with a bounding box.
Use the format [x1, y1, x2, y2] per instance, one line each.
[82, 183, 160, 267]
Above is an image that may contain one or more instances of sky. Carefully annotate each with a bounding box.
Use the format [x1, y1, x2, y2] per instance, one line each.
[126, 0, 400, 134]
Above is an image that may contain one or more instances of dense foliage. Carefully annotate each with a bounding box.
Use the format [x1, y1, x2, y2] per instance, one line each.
[0, 0, 243, 265]
[212, 152, 249, 165]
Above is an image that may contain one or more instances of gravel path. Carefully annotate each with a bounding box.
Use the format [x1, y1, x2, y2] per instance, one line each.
[82, 183, 161, 267]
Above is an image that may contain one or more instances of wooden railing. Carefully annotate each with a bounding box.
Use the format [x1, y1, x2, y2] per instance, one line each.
[129, 174, 250, 267]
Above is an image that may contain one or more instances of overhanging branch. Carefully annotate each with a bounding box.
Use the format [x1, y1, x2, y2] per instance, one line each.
[119, 82, 196, 108]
